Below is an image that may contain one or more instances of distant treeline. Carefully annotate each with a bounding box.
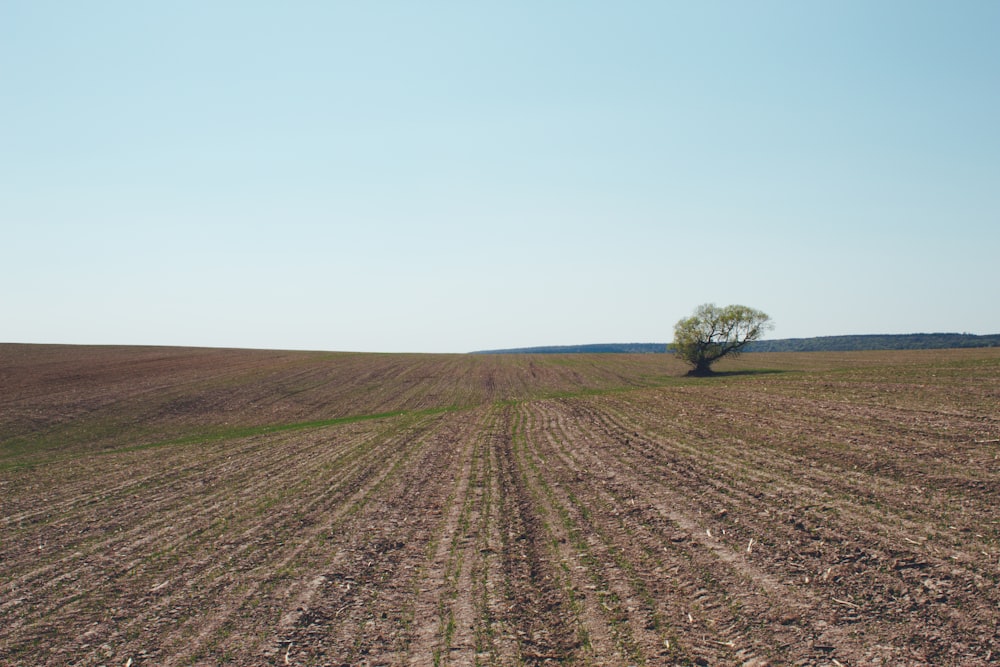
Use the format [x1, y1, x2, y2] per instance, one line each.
[473, 333, 1000, 355]
[745, 333, 1000, 352]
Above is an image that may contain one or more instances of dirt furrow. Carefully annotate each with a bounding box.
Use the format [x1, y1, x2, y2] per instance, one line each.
[525, 400, 791, 665]
[238, 410, 482, 666]
[468, 405, 508, 664]
[2, 422, 384, 634]
[576, 392, 999, 664]
[492, 404, 583, 665]
[623, 391, 1000, 609]
[1, 415, 432, 665]
[156, 414, 446, 665]
[514, 402, 661, 664]
[404, 405, 483, 665]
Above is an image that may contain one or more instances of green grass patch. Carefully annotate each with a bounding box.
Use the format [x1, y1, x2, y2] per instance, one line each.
[0, 404, 461, 472]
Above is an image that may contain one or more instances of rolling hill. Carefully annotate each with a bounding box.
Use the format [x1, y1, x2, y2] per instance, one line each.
[472, 332, 1000, 354]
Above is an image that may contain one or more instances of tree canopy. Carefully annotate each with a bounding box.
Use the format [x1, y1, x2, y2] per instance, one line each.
[671, 304, 772, 375]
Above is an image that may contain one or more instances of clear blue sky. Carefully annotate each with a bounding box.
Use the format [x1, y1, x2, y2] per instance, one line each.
[3, 2, 998, 353]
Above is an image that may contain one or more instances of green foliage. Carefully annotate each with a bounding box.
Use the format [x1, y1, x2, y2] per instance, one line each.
[671, 303, 772, 375]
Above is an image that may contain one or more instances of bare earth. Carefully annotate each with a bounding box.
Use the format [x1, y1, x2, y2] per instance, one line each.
[1, 344, 998, 666]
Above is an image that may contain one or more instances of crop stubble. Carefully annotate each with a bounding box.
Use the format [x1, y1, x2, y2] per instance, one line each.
[1, 344, 998, 665]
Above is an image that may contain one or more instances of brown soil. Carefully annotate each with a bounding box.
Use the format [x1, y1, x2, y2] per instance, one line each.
[2, 344, 998, 665]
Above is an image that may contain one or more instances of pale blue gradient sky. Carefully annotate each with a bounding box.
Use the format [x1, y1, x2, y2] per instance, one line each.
[3, 2, 998, 352]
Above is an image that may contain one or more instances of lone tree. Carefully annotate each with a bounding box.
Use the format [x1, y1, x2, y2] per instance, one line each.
[671, 303, 772, 376]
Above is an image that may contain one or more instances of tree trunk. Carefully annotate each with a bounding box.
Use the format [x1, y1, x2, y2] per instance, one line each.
[687, 359, 715, 376]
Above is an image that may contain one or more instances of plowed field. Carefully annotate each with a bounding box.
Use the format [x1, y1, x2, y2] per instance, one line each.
[2, 344, 998, 666]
